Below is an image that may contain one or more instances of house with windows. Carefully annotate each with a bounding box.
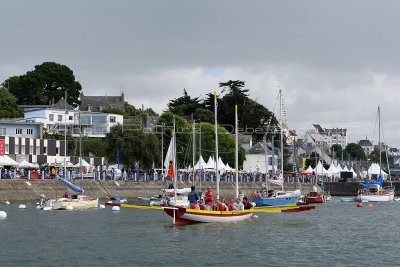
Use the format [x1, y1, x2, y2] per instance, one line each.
[358, 139, 374, 156]
[79, 92, 125, 112]
[22, 98, 123, 138]
[0, 120, 67, 164]
[243, 142, 278, 174]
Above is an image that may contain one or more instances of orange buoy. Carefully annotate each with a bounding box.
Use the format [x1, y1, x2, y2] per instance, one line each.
[357, 203, 363, 208]
[367, 204, 373, 208]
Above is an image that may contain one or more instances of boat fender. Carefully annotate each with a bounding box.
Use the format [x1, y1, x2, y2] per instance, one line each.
[99, 204, 106, 209]
[356, 203, 363, 208]
[5, 201, 10, 205]
[66, 205, 73, 211]
[251, 202, 256, 207]
[0, 211, 7, 219]
[36, 205, 42, 210]
[18, 204, 26, 209]
[367, 204, 373, 208]
[43, 207, 52, 211]
[112, 206, 120, 211]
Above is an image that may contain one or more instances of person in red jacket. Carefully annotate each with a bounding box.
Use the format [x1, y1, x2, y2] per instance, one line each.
[222, 197, 233, 211]
[204, 186, 214, 206]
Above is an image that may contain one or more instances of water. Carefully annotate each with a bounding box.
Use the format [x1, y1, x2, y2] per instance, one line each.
[0, 198, 399, 267]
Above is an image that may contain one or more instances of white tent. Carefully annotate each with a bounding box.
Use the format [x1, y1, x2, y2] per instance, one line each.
[342, 165, 349, 172]
[304, 165, 314, 174]
[336, 163, 343, 172]
[18, 160, 36, 169]
[327, 163, 340, 177]
[193, 155, 210, 170]
[206, 156, 215, 169]
[367, 163, 388, 178]
[225, 163, 232, 171]
[350, 167, 357, 178]
[217, 157, 227, 171]
[315, 161, 328, 175]
[0, 155, 18, 166]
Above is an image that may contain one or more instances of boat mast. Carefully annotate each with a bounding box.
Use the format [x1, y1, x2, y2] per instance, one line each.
[64, 91, 67, 180]
[192, 120, 195, 185]
[214, 90, 220, 201]
[173, 118, 177, 203]
[235, 104, 239, 199]
[378, 106, 382, 178]
[279, 89, 284, 191]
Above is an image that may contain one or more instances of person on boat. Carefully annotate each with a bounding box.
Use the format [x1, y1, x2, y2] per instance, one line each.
[64, 191, 69, 198]
[238, 189, 245, 201]
[222, 198, 233, 211]
[232, 198, 244, 211]
[242, 197, 253, 210]
[204, 186, 215, 207]
[188, 185, 200, 209]
[198, 199, 205, 210]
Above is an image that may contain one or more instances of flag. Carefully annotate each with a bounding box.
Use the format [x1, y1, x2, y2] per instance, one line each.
[164, 137, 174, 177]
[167, 161, 174, 179]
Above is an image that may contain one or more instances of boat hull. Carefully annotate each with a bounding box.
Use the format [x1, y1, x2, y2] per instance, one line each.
[357, 193, 394, 202]
[59, 197, 99, 210]
[164, 207, 253, 226]
[251, 196, 300, 207]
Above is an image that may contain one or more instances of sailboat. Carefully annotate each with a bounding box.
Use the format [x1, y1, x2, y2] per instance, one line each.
[162, 92, 253, 225]
[251, 90, 301, 206]
[357, 106, 395, 202]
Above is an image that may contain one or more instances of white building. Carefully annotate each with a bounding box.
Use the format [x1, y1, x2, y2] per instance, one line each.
[243, 142, 278, 174]
[22, 98, 123, 138]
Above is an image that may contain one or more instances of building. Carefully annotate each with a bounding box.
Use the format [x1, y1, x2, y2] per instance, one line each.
[358, 139, 374, 156]
[312, 124, 348, 148]
[242, 142, 278, 174]
[0, 120, 66, 164]
[22, 98, 123, 138]
[79, 92, 125, 112]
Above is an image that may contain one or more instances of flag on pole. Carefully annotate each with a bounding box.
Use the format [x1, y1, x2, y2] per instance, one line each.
[164, 138, 174, 178]
[167, 161, 174, 179]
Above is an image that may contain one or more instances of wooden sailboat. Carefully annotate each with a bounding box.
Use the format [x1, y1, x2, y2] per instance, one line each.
[162, 91, 253, 225]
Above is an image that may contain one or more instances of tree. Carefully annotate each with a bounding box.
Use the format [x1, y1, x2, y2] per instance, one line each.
[105, 125, 160, 169]
[0, 87, 23, 118]
[345, 143, 366, 161]
[3, 62, 82, 107]
[168, 89, 204, 117]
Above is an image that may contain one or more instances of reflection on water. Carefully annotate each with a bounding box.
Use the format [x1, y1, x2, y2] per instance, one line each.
[0, 198, 399, 266]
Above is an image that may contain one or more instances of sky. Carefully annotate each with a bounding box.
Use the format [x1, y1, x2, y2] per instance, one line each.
[1, 0, 400, 147]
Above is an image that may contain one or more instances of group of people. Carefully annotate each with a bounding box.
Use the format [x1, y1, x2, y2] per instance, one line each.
[187, 186, 253, 211]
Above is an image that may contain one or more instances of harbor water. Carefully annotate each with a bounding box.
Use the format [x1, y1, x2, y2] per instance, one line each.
[0, 198, 399, 267]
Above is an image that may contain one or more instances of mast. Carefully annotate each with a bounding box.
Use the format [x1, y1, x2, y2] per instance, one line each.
[173, 118, 177, 203]
[161, 122, 164, 181]
[64, 91, 67, 180]
[192, 120, 195, 185]
[199, 123, 202, 191]
[214, 90, 219, 200]
[279, 89, 284, 191]
[378, 106, 382, 178]
[235, 104, 239, 199]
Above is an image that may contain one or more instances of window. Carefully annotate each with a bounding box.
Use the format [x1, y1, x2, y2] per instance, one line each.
[0, 128, 6, 136]
[36, 146, 40, 154]
[110, 116, 116, 123]
[49, 114, 54, 122]
[16, 129, 22, 134]
[69, 116, 73, 120]
[29, 146, 33, 154]
[58, 115, 62, 122]
[5, 144, 9, 154]
[56, 147, 59, 155]
[43, 147, 47, 155]
[21, 145, 25, 154]
[27, 129, 33, 135]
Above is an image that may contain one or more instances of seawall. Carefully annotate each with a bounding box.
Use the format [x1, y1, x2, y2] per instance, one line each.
[0, 180, 318, 202]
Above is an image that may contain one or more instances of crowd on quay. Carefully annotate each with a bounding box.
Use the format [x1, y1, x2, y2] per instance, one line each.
[1, 167, 347, 183]
[187, 185, 253, 211]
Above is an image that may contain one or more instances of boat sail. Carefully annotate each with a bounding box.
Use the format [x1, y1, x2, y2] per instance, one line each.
[357, 106, 394, 202]
[251, 89, 301, 206]
[163, 91, 253, 225]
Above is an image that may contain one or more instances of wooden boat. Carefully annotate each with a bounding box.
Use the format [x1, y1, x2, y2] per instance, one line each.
[163, 99, 253, 225]
[57, 195, 99, 210]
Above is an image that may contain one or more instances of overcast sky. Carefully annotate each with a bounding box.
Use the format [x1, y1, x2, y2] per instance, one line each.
[1, 0, 400, 147]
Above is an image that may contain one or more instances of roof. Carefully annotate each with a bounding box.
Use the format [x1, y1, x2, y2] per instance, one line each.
[0, 120, 43, 126]
[79, 92, 125, 112]
[247, 142, 273, 155]
[358, 139, 373, 146]
[51, 98, 74, 111]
